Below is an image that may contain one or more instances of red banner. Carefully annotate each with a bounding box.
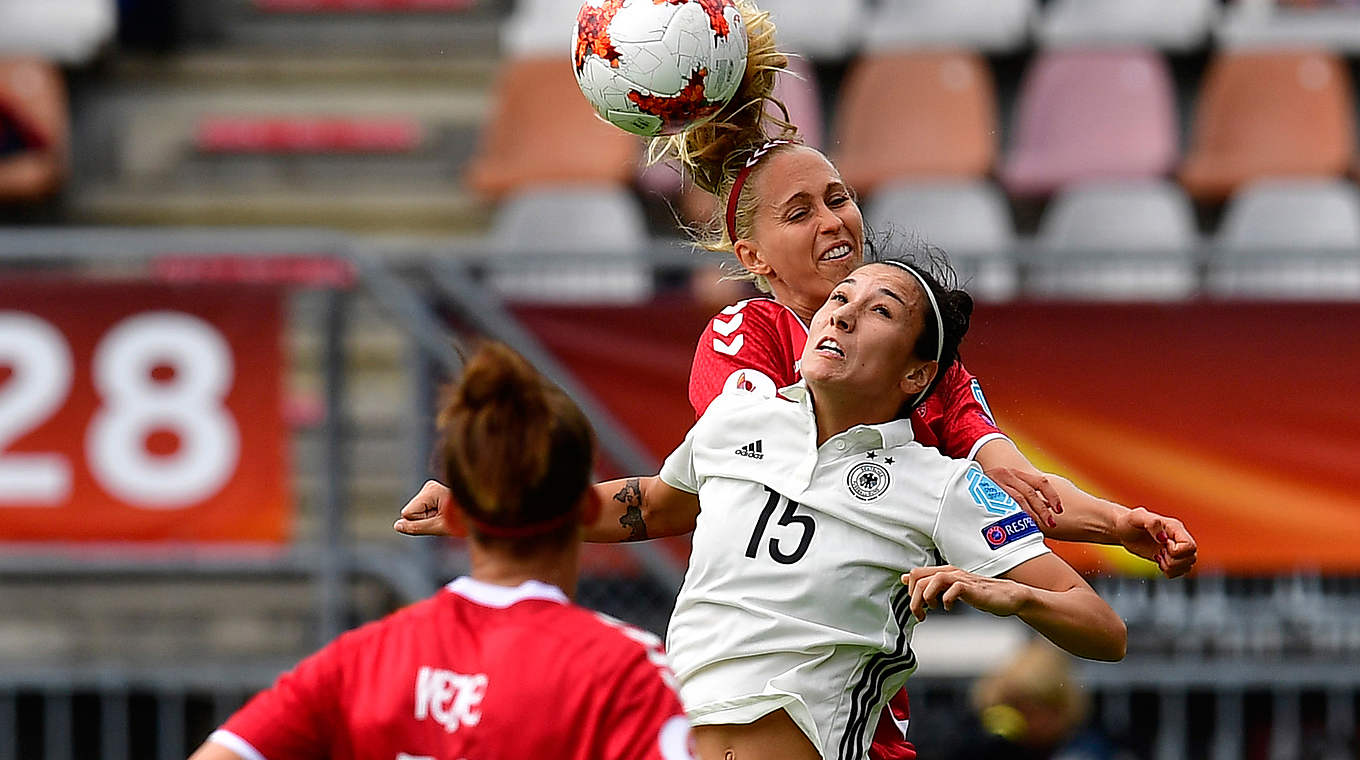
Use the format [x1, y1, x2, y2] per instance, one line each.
[0, 281, 289, 542]
[515, 299, 1360, 575]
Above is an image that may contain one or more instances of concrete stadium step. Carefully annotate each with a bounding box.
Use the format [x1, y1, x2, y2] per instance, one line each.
[0, 578, 393, 666]
[69, 184, 490, 234]
[107, 50, 499, 88]
[189, 0, 507, 57]
[68, 47, 498, 233]
[77, 83, 489, 181]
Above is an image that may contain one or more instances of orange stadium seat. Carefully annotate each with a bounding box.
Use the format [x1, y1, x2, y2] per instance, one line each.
[832, 50, 996, 197]
[465, 57, 640, 201]
[1178, 50, 1356, 203]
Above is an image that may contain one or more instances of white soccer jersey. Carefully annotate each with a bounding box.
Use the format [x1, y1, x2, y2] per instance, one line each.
[659, 384, 1049, 760]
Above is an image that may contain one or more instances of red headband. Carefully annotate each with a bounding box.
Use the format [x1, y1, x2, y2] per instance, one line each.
[725, 139, 791, 242]
[463, 507, 580, 539]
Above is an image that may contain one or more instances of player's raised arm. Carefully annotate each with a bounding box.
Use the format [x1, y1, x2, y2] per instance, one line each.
[975, 438, 1198, 578]
[395, 476, 700, 544]
[587, 477, 700, 544]
[903, 556, 1127, 663]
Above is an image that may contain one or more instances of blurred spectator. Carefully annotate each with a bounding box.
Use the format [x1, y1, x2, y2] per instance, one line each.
[0, 58, 67, 206]
[922, 640, 1134, 760]
[0, 0, 116, 64]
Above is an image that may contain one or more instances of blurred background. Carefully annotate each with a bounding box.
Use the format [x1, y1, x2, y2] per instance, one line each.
[1, 0, 1359, 758]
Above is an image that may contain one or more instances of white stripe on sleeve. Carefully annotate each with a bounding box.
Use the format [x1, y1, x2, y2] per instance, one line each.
[207, 730, 269, 760]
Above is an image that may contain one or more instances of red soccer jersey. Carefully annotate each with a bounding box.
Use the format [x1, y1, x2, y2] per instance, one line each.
[212, 578, 694, 760]
[688, 298, 1007, 459]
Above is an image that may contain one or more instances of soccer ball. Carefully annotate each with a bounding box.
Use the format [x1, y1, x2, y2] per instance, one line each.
[573, 0, 749, 137]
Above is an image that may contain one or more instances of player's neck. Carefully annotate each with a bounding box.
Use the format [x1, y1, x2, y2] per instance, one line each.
[468, 543, 580, 600]
[808, 385, 899, 446]
[768, 283, 818, 325]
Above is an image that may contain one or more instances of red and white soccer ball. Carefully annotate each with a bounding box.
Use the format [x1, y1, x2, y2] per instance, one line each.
[573, 0, 749, 137]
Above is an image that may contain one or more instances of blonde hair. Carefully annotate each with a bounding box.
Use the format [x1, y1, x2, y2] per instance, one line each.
[971, 639, 1090, 737]
[647, 0, 801, 291]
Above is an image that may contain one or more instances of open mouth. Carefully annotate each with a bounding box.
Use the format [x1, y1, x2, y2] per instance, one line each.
[815, 336, 845, 358]
[821, 243, 853, 262]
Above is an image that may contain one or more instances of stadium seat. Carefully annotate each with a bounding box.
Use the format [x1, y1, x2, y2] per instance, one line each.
[0, 0, 115, 64]
[635, 55, 825, 202]
[1030, 180, 1199, 300]
[1000, 49, 1178, 198]
[465, 57, 640, 201]
[487, 185, 654, 303]
[862, 0, 1036, 54]
[1178, 50, 1356, 203]
[832, 51, 997, 197]
[501, 0, 580, 57]
[757, 0, 865, 60]
[1207, 178, 1360, 299]
[864, 180, 1018, 302]
[1217, 0, 1360, 53]
[1036, 0, 1216, 50]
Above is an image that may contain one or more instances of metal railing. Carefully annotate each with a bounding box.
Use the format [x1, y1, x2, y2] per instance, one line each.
[2, 228, 1360, 759]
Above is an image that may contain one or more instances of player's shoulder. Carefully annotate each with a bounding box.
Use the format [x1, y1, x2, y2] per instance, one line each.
[936, 360, 975, 388]
[537, 604, 669, 673]
[891, 436, 976, 486]
[701, 297, 801, 334]
[700, 378, 800, 422]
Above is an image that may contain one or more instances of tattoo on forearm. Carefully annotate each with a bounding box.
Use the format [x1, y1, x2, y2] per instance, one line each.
[613, 478, 648, 541]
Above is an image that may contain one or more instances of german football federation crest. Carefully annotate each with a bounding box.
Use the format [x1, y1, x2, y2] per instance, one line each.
[846, 461, 891, 501]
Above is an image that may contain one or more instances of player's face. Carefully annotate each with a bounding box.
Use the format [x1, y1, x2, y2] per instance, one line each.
[800, 264, 935, 405]
[740, 147, 865, 320]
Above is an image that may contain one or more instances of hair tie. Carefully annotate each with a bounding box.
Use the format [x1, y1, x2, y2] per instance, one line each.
[462, 508, 579, 539]
[725, 139, 791, 243]
[882, 261, 945, 407]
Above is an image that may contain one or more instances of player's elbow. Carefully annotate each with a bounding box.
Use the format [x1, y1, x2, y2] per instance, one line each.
[1083, 613, 1127, 662]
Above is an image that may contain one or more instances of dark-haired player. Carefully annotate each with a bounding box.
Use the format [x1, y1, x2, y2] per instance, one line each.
[190, 343, 693, 760]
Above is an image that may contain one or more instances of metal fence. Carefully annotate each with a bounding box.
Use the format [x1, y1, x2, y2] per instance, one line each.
[1, 228, 1358, 759]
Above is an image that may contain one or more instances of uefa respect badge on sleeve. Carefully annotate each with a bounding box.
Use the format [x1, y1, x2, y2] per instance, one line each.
[981, 512, 1041, 551]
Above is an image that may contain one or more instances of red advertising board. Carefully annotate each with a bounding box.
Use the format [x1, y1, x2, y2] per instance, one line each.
[0, 281, 288, 542]
[513, 298, 1360, 575]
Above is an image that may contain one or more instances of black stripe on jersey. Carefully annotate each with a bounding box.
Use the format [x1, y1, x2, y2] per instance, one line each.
[838, 586, 918, 760]
[838, 588, 913, 760]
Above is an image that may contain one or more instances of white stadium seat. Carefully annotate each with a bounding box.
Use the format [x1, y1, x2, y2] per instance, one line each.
[0, 0, 116, 64]
[862, 0, 1036, 54]
[1217, 1, 1360, 53]
[1037, 0, 1217, 51]
[488, 185, 653, 303]
[501, 0, 579, 58]
[1031, 180, 1199, 300]
[865, 180, 1019, 302]
[1208, 179, 1360, 299]
[756, 0, 866, 60]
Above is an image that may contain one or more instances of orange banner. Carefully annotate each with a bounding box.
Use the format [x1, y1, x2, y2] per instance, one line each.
[0, 281, 289, 542]
[515, 299, 1360, 575]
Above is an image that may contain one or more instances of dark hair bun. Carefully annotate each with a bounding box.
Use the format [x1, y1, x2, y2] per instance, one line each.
[437, 342, 595, 546]
[452, 343, 548, 415]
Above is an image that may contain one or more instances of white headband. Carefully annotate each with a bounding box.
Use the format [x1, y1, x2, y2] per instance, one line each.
[881, 261, 944, 407]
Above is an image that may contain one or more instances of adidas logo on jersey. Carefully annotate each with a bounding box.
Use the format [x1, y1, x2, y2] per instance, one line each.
[735, 440, 764, 459]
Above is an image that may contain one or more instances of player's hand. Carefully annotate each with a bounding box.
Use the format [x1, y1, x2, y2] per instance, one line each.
[393, 480, 462, 537]
[1114, 506, 1197, 579]
[983, 465, 1062, 529]
[902, 565, 1028, 621]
